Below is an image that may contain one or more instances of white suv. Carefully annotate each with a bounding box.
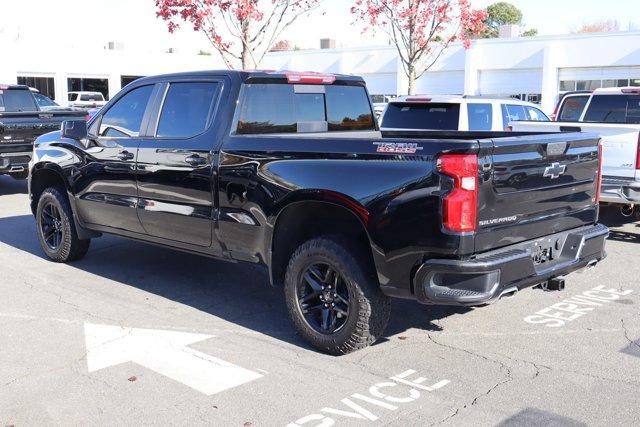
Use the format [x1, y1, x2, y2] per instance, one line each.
[380, 95, 549, 131]
[67, 91, 107, 108]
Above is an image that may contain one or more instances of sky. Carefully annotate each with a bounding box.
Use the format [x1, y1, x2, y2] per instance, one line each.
[1, 0, 639, 53]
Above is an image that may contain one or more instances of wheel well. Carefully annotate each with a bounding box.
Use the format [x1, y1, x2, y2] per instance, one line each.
[30, 168, 67, 214]
[270, 201, 376, 287]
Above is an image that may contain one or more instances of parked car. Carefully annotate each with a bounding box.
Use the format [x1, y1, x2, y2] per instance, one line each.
[511, 87, 640, 213]
[380, 95, 549, 132]
[29, 70, 607, 354]
[67, 91, 107, 108]
[0, 84, 87, 179]
[550, 90, 592, 121]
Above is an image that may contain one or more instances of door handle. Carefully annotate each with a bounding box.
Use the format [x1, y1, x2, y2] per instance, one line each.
[116, 150, 134, 161]
[185, 154, 207, 166]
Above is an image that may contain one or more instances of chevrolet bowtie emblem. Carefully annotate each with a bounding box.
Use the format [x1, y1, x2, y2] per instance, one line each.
[543, 162, 566, 179]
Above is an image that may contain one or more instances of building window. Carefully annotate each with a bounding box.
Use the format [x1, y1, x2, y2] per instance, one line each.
[67, 77, 109, 100]
[559, 81, 576, 91]
[560, 78, 640, 92]
[17, 76, 55, 99]
[121, 75, 145, 88]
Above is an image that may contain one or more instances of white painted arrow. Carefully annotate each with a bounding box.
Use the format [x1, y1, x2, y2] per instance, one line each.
[84, 323, 262, 395]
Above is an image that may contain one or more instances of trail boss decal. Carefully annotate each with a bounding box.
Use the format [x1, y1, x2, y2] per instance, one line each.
[374, 142, 423, 154]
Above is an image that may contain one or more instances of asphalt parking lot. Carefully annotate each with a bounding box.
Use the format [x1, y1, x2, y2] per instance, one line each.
[0, 175, 638, 426]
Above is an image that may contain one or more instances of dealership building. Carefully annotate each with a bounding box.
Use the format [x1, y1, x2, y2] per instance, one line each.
[1, 31, 640, 113]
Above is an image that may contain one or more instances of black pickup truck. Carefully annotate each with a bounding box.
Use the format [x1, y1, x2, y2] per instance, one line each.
[0, 84, 87, 179]
[28, 70, 608, 354]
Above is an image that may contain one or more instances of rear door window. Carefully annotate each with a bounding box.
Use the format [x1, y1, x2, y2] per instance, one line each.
[156, 82, 219, 138]
[558, 95, 589, 121]
[502, 104, 527, 122]
[467, 103, 492, 131]
[234, 83, 375, 134]
[99, 85, 154, 138]
[525, 106, 549, 121]
[381, 103, 460, 130]
[0, 89, 38, 112]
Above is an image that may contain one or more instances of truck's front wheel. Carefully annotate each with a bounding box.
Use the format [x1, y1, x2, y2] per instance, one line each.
[284, 237, 390, 355]
[36, 187, 90, 262]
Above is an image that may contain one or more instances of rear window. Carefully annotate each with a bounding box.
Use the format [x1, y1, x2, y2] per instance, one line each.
[467, 103, 492, 131]
[0, 89, 38, 112]
[80, 93, 104, 101]
[234, 83, 375, 134]
[583, 95, 640, 124]
[558, 95, 589, 121]
[381, 103, 460, 130]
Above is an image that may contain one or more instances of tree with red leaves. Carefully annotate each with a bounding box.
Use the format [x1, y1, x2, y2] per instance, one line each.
[351, 0, 486, 94]
[156, 0, 321, 69]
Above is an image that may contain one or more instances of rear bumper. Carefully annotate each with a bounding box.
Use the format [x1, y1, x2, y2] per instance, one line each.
[0, 151, 32, 174]
[600, 176, 640, 204]
[412, 223, 608, 306]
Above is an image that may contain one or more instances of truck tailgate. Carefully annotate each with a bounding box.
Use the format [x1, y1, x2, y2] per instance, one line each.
[475, 132, 600, 253]
[0, 111, 85, 145]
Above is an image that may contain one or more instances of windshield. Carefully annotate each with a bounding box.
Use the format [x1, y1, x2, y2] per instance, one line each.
[0, 89, 38, 112]
[381, 103, 460, 130]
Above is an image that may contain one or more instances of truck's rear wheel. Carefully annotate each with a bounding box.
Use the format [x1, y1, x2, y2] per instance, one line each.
[36, 187, 90, 262]
[284, 237, 390, 355]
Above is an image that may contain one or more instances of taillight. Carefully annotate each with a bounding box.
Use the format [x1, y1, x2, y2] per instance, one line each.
[84, 114, 91, 122]
[437, 154, 478, 233]
[504, 125, 513, 132]
[596, 142, 603, 204]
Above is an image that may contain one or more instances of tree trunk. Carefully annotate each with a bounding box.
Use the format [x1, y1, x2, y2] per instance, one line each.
[407, 64, 417, 95]
[240, 19, 252, 70]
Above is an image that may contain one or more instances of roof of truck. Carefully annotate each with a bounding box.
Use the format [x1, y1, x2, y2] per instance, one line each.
[389, 94, 541, 107]
[592, 87, 640, 95]
[132, 70, 366, 86]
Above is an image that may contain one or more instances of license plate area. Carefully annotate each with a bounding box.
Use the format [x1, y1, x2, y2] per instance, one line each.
[532, 243, 554, 265]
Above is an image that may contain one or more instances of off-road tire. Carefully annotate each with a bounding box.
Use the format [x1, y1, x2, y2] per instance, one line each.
[284, 236, 390, 355]
[36, 186, 90, 262]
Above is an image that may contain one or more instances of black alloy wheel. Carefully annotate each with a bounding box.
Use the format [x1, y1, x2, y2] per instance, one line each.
[35, 186, 91, 263]
[297, 263, 351, 335]
[39, 202, 64, 250]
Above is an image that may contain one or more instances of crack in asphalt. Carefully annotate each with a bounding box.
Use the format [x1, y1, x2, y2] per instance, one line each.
[621, 318, 640, 353]
[426, 333, 515, 425]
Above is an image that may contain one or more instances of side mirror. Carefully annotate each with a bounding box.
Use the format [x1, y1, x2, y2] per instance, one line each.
[61, 120, 88, 140]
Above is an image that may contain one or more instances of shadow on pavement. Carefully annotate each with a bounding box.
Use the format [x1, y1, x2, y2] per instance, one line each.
[0, 213, 469, 353]
[599, 205, 640, 243]
[0, 176, 28, 196]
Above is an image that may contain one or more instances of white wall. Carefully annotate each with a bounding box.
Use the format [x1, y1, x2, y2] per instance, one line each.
[0, 40, 226, 104]
[3, 31, 640, 114]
